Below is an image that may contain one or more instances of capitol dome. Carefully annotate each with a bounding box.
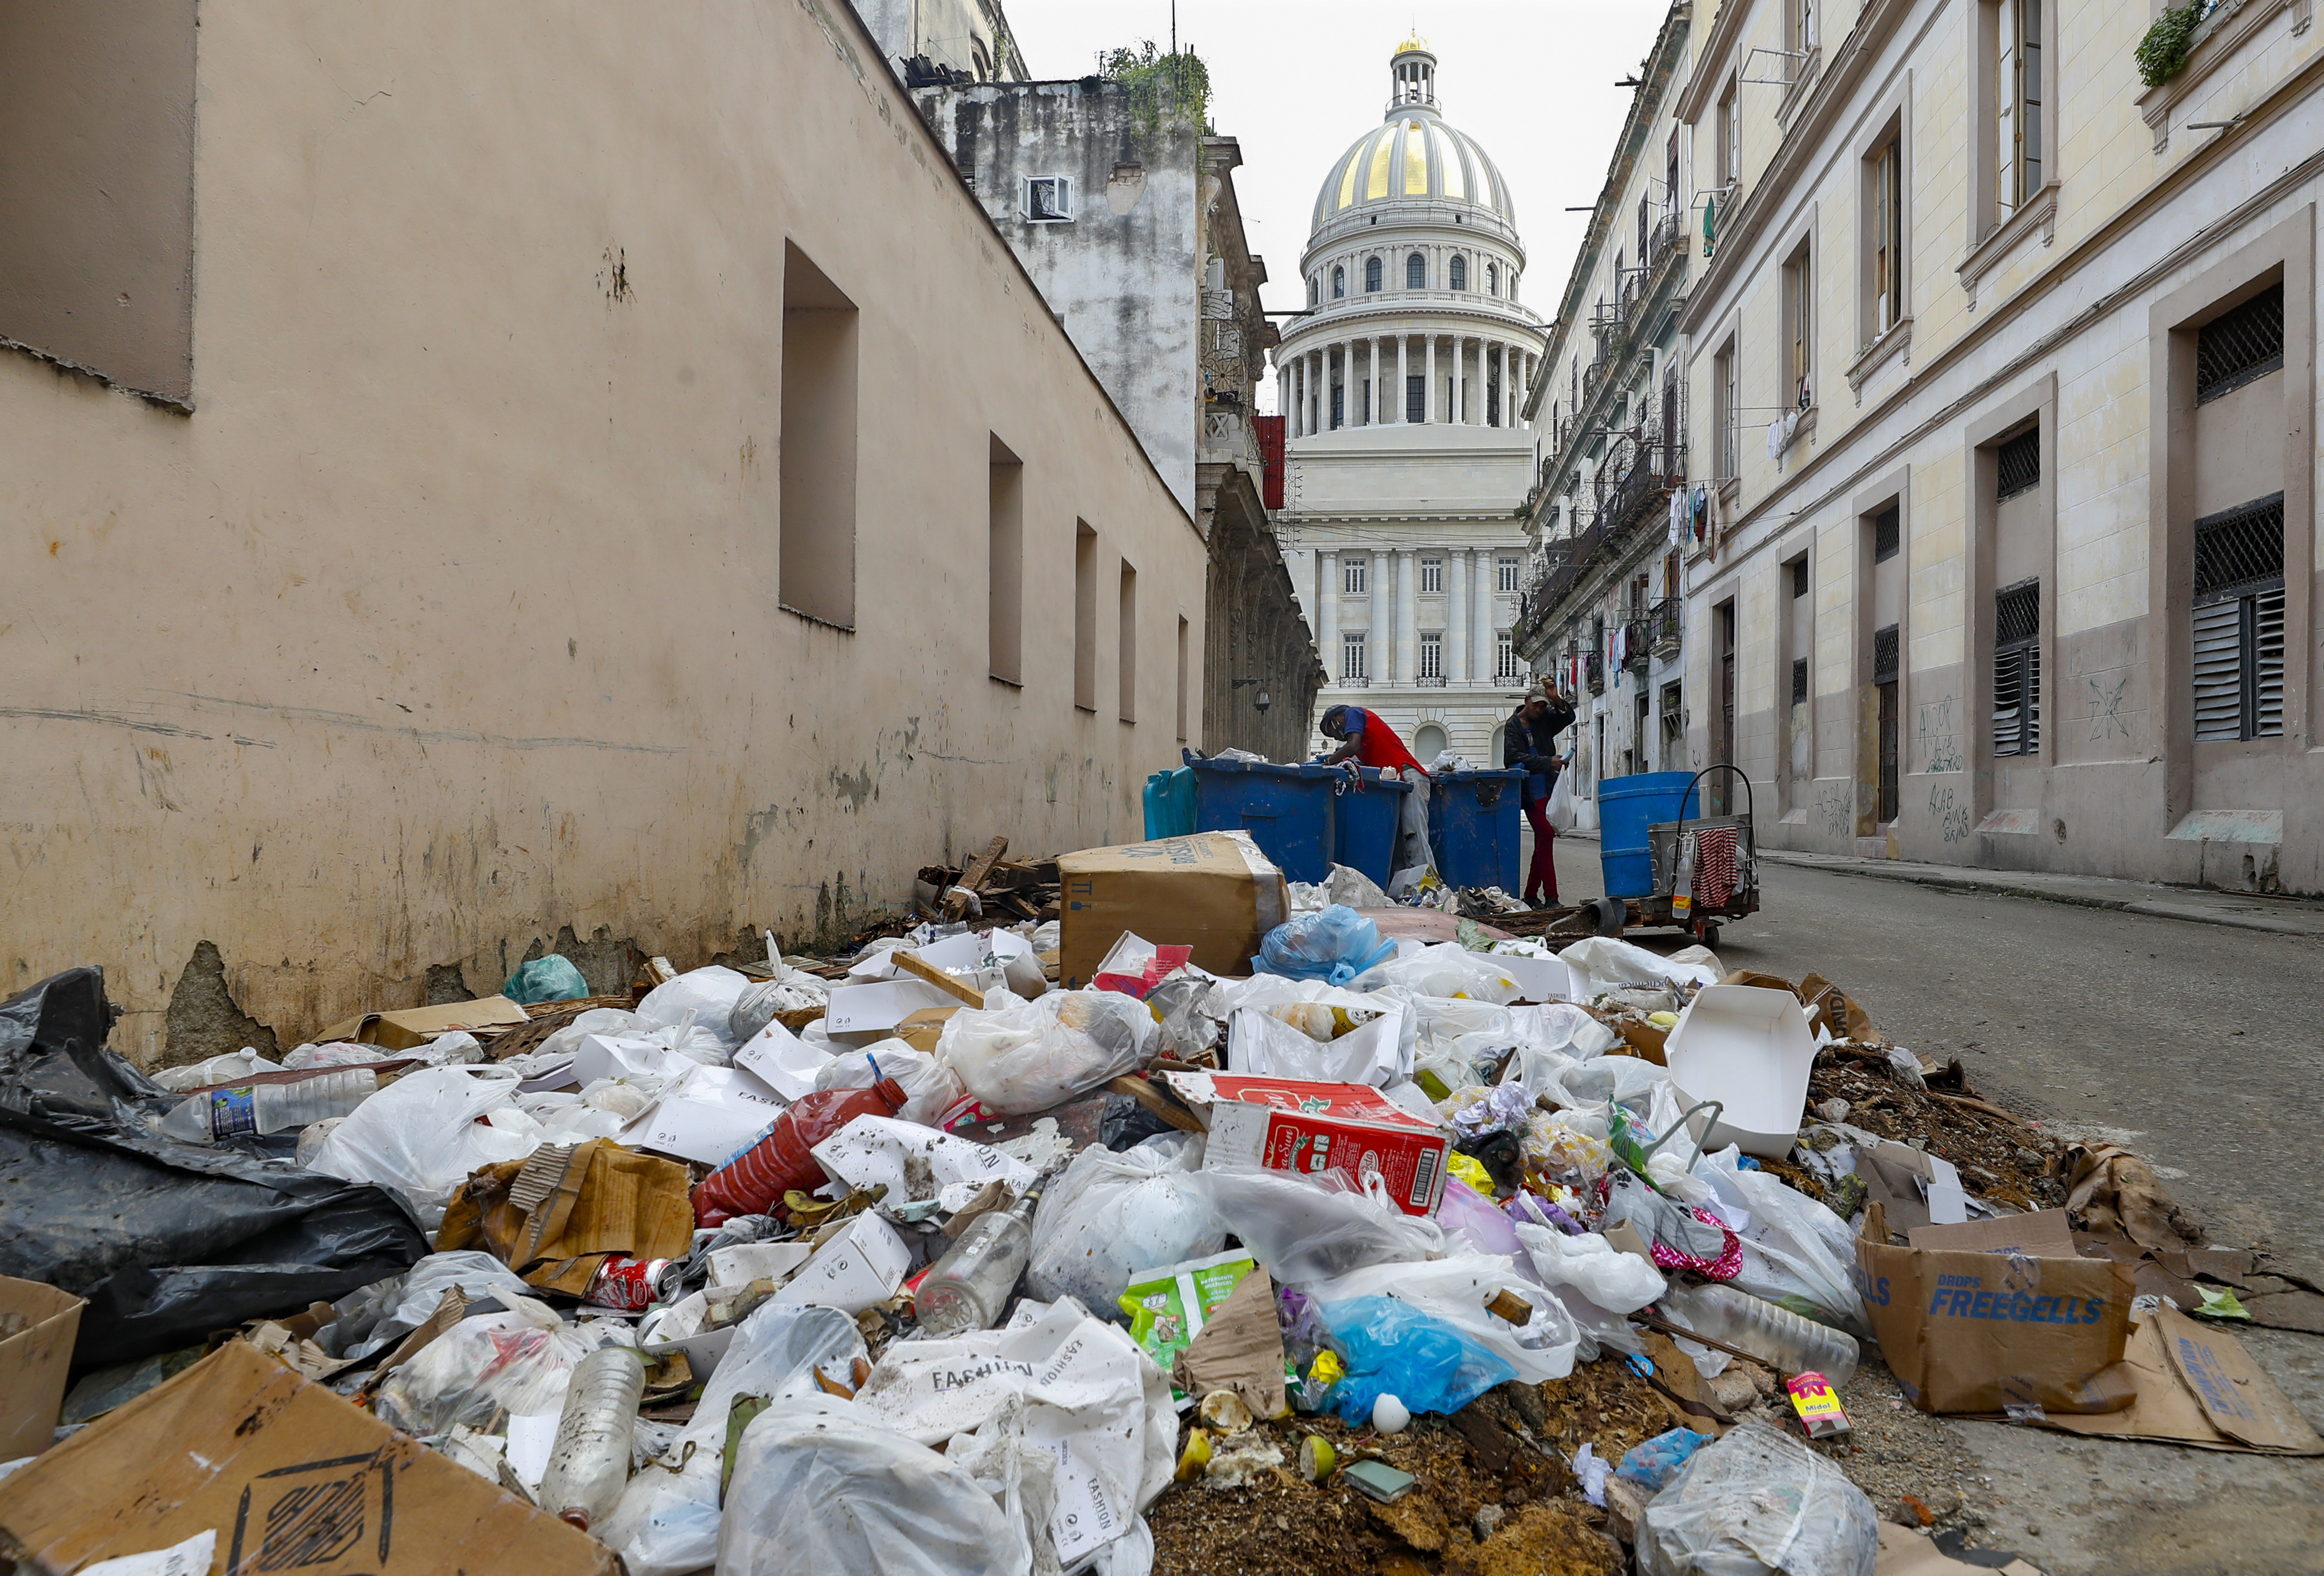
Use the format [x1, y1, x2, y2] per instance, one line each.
[1309, 41, 1516, 239]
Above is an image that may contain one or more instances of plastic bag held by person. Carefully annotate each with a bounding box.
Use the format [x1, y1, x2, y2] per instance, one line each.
[1251, 905, 1396, 986]
[936, 989, 1156, 1116]
[692, 1076, 906, 1225]
[1024, 1133, 1225, 1308]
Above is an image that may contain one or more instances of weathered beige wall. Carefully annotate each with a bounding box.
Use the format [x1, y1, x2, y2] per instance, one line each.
[0, 0, 1206, 1060]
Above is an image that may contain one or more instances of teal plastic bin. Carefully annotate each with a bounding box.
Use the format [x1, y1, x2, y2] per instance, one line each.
[1330, 767, 1410, 887]
[1183, 750, 1340, 883]
[1426, 769, 1525, 890]
[1143, 766, 1197, 841]
[1598, 771, 1705, 899]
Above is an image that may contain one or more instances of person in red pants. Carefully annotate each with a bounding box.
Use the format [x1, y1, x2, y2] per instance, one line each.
[1505, 685, 1576, 907]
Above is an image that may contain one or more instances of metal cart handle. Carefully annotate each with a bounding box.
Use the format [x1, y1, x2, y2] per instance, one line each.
[1676, 763, 1754, 835]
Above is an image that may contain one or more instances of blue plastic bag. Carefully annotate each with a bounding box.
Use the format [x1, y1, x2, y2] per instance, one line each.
[1320, 1295, 1516, 1425]
[1251, 905, 1397, 987]
[502, 954, 588, 1005]
[1615, 1426, 1712, 1491]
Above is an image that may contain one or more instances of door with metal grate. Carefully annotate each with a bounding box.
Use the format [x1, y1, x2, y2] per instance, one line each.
[2191, 493, 2286, 740]
[1873, 623, 1900, 823]
[1992, 580, 2040, 756]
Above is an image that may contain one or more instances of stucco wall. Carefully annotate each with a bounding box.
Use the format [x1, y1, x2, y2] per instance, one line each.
[0, 0, 1205, 1060]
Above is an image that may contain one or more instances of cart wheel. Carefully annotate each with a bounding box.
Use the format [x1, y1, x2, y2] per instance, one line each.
[1696, 922, 1722, 949]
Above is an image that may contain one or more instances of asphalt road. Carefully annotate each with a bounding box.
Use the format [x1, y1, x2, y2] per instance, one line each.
[1531, 829, 2324, 1575]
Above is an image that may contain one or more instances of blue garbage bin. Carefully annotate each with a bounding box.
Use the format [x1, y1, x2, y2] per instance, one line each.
[1183, 750, 1341, 883]
[1426, 769, 1525, 891]
[1597, 771, 1706, 898]
[1142, 767, 1197, 841]
[1329, 767, 1410, 888]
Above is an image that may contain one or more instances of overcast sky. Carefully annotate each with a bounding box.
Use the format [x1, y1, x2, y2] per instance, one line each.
[1000, 1, 1675, 411]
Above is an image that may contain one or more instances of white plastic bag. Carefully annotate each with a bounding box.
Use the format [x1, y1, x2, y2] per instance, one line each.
[1024, 1134, 1224, 1308]
[357, 1249, 541, 1357]
[1514, 1223, 1668, 1315]
[307, 1064, 534, 1227]
[1299, 1251, 1581, 1384]
[1558, 936, 1722, 998]
[149, 1047, 282, 1091]
[1637, 1421, 1879, 1576]
[1544, 771, 1577, 833]
[1350, 944, 1523, 1004]
[1226, 1006, 1402, 1086]
[372, 1306, 629, 1434]
[814, 1043, 967, 1126]
[1699, 1148, 1868, 1333]
[635, 966, 752, 1050]
[811, 1115, 1037, 1210]
[936, 990, 1155, 1115]
[1509, 1002, 1620, 1060]
[604, 1304, 869, 1576]
[1182, 1165, 1442, 1284]
[719, 1397, 1021, 1576]
[535, 1007, 647, 1064]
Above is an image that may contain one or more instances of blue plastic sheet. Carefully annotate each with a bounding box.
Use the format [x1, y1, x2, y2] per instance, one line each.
[1251, 906, 1397, 987]
[1615, 1427, 1713, 1491]
[1319, 1295, 1516, 1424]
[502, 954, 588, 1005]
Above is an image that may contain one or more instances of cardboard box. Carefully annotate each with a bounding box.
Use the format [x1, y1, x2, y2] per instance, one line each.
[772, 1212, 911, 1316]
[734, 1017, 838, 1100]
[1178, 1072, 1449, 1216]
[622, 1062, 786, 1165]
[0, 1341, 616, 1574]
[314, 994, 530, 1050]
[893, 1005, 960, 1055]
[822, 977, 958, 1038]
[1058, 832, 1288, 988]
[2033, 1304, 2324, 1454]
[0, 1276, 85, 1460]
[1854, 1203, 2137, 1416]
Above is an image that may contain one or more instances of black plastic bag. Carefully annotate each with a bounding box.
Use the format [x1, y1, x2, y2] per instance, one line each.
[0, 967, 429, 1368]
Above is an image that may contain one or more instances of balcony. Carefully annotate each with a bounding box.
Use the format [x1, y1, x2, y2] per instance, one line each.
[1415, 673, 1448, 688]
[1650, 595, 1683, 658]
[1622, 619, 1652, 674]
[1200, 405, 1262, 471]
[1585, 649, 1606, 696]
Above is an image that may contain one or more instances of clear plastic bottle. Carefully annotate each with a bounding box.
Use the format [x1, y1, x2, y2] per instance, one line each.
[1659, 1281, 1860, 1385]
[914, 1189, 1043, 1338]
[156, 1069, 378, 1145]
[539, 1345, 647, 1531]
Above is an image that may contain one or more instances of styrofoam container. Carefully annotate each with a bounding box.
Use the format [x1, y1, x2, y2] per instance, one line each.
[1495, 953, 1580, 1003]
[1662, 983, 1817, 1160]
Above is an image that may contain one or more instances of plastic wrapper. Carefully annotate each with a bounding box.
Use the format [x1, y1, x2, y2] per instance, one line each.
[345, 1249, 539, 1358]
[1349, 944, 1522, 1005]
[936, 988, 1156, 1116]
[1636, 1420, 1878, 1576]
[813, 1042, 967, 1126]
[1697, 1148, 1868, 1333]
[1508, 1001, 1621, 1060]
[149, 1047, 281, 1091]
[1515, 1222, 1668, 1315]
[306, 1064, 536, 1228]
[634, 966, 753, 1051]
[1434, 1177, 1522, 1258]
[1250, 905, 1396, 985]
[1184, 1164, 1441, 1284]
[1025, 1133, 1223, 1307]
[1617, 1427, 1713, 1491]
[1227, 1004, 1403, 1086]
[717, 1396, 1019, 1576]
[1319, 1295, 1517, 1424]
[371, 1305, 632, 1435]
[1558, 936, 1722, 999]
[1305, 1251, 1579, 1384]
[604, 1303, 870, 1576]
[1144, 969, 1223, 1059]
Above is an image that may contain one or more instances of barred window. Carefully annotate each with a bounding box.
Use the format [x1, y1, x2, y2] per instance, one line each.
[1791, 656, 1809, 705]
[1419, 634, 1443, 678]
[1790, 558, 1809, 598]
[1992, 579, 2040, 756]
[2196, 284, 2284, 405]
[1996, 427, 2040, 501]
[1873, 504, 1901, 562]
[1497, 634, 1522, 681]
[2192, 493, 2286, 741]
[1873, 623, 1900, 822]
[1342, 632, 1368, 682]
[1872, 623, 1899, 685]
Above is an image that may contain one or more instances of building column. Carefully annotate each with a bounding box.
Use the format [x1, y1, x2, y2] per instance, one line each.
[1473, 548, 1494, 681]
[1447, 548, 1470, 685]
[1395, 547, 1417, 685]
[1423, 335, 1437, 423]
[1375, 336, 1390, 428]
[1310, 349, 1323, 432]
[1395, 335, 1409, 423]
[1368, 545, 1391, 686]
[1455, 337, 1469, 425]
[1316, 550, 1339, 685]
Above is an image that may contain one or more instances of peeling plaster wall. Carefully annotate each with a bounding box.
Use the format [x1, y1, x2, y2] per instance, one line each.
[919, 80, 1203, 515]
[0, 0, 1207, 1062]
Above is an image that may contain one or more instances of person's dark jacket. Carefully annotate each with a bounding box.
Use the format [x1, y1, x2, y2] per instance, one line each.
[1506, 698, 1575, 781]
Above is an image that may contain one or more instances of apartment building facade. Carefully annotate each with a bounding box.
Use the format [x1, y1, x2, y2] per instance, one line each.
[1668, 0, 2320, 892]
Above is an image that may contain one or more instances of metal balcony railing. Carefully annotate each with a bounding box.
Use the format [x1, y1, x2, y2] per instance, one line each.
[1650, 595, 1683, 657]
[1585, 649, 1606, 694]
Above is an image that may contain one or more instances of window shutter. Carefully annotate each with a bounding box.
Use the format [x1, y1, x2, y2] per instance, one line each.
[2191, 492, 2287, 741]
[2255, 585, 2286, 738]
[2191, 598, 2244, 742]
[1992, 580, 2040, 756]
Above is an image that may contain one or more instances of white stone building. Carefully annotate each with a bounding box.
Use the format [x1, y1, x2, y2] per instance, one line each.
[1276, 41, 1547, 767]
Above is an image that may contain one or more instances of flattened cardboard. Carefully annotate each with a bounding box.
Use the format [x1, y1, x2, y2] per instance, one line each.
[623, 1062, 786, 1165]
[0, 1341, 616, 1574]
[774, 1212, 910, 1315]
[822, 978, 957, 1037]
[2035, 1307, 2324, 1454]
[1874, 1521, 2045, 1575]
[1907, 1209, 2077, 1257]
[0, 1275, 85, 1459]
[1162, 1072, 1435, 1131]
[314, 994, 529, 1050]
[1855, 1202, 2136, 1417]
[1059, 832, 1288, 988]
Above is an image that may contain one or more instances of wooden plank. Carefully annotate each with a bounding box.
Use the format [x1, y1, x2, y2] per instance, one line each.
[1105, 1074, 1209, 1133]
[943, 836, 1010, 918]
[890, 948, 990, 1009]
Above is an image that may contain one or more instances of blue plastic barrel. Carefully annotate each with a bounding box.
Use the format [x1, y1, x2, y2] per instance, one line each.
[1597, 771, 1705, 899]
[1330, 767, 1410, 887]
[1142, 767, 1197, 841]
[1183, 750, 1340, 883]
[1427, 769, 1525, 890]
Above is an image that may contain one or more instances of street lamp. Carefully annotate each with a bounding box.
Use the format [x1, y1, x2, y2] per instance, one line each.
[1231, 677, 1272, 714]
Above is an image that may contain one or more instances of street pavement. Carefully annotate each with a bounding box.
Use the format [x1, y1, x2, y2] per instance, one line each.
[1532, 829, 2324, 1575]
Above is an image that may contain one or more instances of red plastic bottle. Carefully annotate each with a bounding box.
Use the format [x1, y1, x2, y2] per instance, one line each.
[691, 1076, 907, 1226]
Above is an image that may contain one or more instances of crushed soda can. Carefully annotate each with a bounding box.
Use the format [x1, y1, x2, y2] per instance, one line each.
[1785, 1370, 1851, 1438]
[586, 1255, 676, 1311]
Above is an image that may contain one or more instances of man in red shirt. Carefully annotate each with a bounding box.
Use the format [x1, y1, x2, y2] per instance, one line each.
[1319, 705, 1434, 879]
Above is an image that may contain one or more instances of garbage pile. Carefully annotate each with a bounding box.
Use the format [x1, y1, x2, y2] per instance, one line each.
[2, 830, 2318, 1576]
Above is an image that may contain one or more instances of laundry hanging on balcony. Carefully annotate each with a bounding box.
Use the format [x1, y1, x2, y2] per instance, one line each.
[1668, 485, 1690, 549]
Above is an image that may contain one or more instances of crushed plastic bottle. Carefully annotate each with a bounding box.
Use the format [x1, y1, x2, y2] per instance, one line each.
[1658, 1281, 1860, 1385]
[539, 1344, 647, 1531]
[156, 1069, 378, 1145]
[913, 1187, 1042, 1338]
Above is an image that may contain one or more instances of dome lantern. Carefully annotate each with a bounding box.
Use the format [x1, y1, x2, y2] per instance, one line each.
[1389, 38, 1437, 113]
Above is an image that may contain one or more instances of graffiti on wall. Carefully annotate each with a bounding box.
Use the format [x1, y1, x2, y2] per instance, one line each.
[2086, 674, 2132, 742]
[1917, 695, 1962, 774]
[1929, 782, 1972, 843]
[1816, 783, 1853, 838]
